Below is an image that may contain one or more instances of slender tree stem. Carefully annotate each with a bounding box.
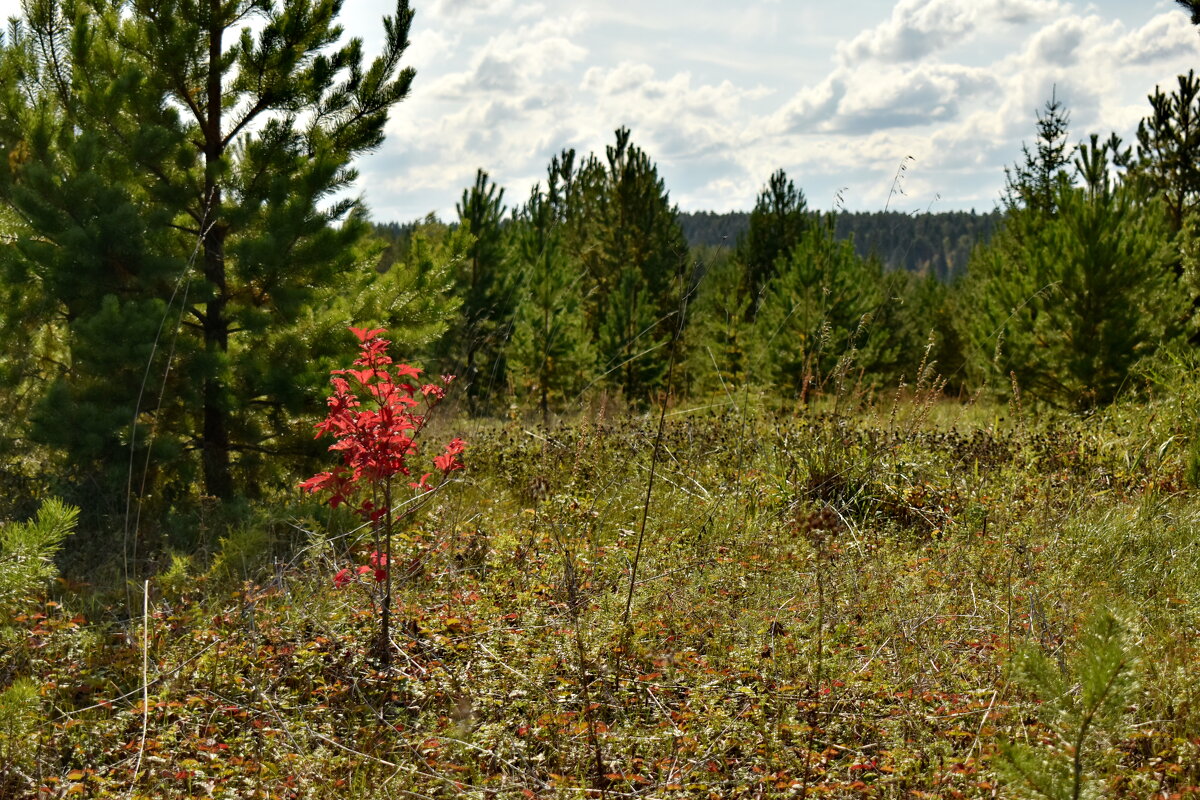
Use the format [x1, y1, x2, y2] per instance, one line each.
[381, 478, 393, 669]
[622, 268, 689, 639]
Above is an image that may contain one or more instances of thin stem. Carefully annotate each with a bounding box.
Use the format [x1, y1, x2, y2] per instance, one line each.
[130, 580, 150, 789]
[622, 269, 689, 638]
[563, 544, 608, 795]
[381, 477, 393, 670]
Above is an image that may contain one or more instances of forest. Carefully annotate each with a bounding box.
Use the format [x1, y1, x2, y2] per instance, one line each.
[3, 0, 1200, 797]
[678, 209, 1001, 280]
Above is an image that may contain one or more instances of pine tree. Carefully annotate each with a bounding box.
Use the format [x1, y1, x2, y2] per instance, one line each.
[752, 215, 891, 400]
[1135, 71, 1200, 238]
[507, 179, 593, 421]
[453, 168, 513, 413]
[736, 169, 809, 313]
[998, 609, 1139, 800]
[1005, 89, 1075, 216]
[347, 220, 465, 357]
[567, 128, 687, 403]
[0, 0, 421, 507]
[960, 136, 1183, 407]
[0, 498, 77, 619]
[683, 247, 752, 398]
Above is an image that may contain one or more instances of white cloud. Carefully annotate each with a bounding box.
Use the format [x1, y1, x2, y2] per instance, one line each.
[835, 64, 998, 132]
[1030, 16, 1089, 66]
[350, 0, 1200, 219]
[772, 64, 997, 135]
[427, 0, 515, 22]
[838, 0, 1065, 64]
[425, 14, 588, 100]
[773, 73, 848, 133]
[1114, 11, 1200, 65]
[580, 62, 656, 95]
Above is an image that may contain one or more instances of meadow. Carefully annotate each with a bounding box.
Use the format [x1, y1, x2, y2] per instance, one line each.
[4, 1, 1200, 797]
[5, 374, 1200, 800]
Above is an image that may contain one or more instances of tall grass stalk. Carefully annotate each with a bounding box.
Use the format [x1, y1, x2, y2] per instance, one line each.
[621, 267, 690, 639]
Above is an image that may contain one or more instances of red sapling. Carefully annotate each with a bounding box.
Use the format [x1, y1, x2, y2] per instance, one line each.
[301, 327, 463, 664]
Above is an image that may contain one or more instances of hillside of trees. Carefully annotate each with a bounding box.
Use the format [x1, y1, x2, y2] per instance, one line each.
[680, 208, 1002, 279]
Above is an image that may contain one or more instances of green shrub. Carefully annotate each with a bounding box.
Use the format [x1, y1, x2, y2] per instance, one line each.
[998, 609, 1139, 800]
[0, 678, 40, 793]
[0, 498, 78, 617]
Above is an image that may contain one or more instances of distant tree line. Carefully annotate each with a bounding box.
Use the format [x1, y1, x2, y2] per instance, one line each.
[679, 208, 1002, 280]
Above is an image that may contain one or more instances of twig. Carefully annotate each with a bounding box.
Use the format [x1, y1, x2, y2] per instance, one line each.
[130, 580, 150, 789]
[622, 268, 689, 637]
[968, 689, 999, 760]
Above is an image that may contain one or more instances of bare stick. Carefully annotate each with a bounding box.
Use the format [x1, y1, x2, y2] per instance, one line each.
[621, 265, 690, 637]
[130, 580, 150, 790]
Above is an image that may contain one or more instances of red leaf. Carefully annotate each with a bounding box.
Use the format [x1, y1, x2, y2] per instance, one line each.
[299, 472, 332, 493]
[349, 327, 387, 342]
[395, 363, 423, 379]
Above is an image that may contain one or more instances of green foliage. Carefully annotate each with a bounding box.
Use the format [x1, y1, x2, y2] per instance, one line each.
[1187, 436, 1200, 489]
[683, 246, 752, 398]
[752, 214, 898, 397]
[335, 219, 464, 356]
[679, 208, 1001, 279]
[1005, 90, 1075, 215]
[1182, 211, 1200, 336]
[507, 181, 593, 419]
[835, 209, 1001, 281]
[960, 137, 1183, 408]
[736, 168, 809, 309]
[0, 678, 41, 792]
[1134, 70, 1200, 236]
[451, 169, 514, 413]
[597, 262, 674, 401]
[0, 497, 77, 617]
[998, 609, 1139, 800]
[564, 128, 688, 401]
[156, 551, 197, 601]
[905, 273, 968, 392]
[207, 525, 272, 584]
[0, 0, 421, 511]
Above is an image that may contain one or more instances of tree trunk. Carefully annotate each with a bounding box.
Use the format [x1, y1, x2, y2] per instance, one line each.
[201, 0, 232, 500]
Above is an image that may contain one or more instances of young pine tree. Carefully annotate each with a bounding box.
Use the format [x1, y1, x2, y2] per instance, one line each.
[453, 169, 514, 414]
[570, 128, 688, 404]
[507, 180, 593, 422]
[1005, 90, 1075, 217]
[752, 215, 891, 400]
[960, 136, 1182, 407]
[683, 247, 752, 398]
[0, 0, 421, 509]
[1134, 71, 1200, 238]
[998, 609, 1140, 800]
[736, 168, 810, 315]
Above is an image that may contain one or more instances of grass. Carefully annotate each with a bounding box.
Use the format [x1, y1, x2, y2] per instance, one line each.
[4, 394, 1200, 798]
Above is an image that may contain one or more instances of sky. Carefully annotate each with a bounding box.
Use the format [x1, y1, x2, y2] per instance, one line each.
[3, 0, 1199, 220]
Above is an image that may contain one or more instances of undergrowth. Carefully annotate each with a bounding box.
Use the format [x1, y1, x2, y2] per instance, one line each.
[4, 397, 1200, 798]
